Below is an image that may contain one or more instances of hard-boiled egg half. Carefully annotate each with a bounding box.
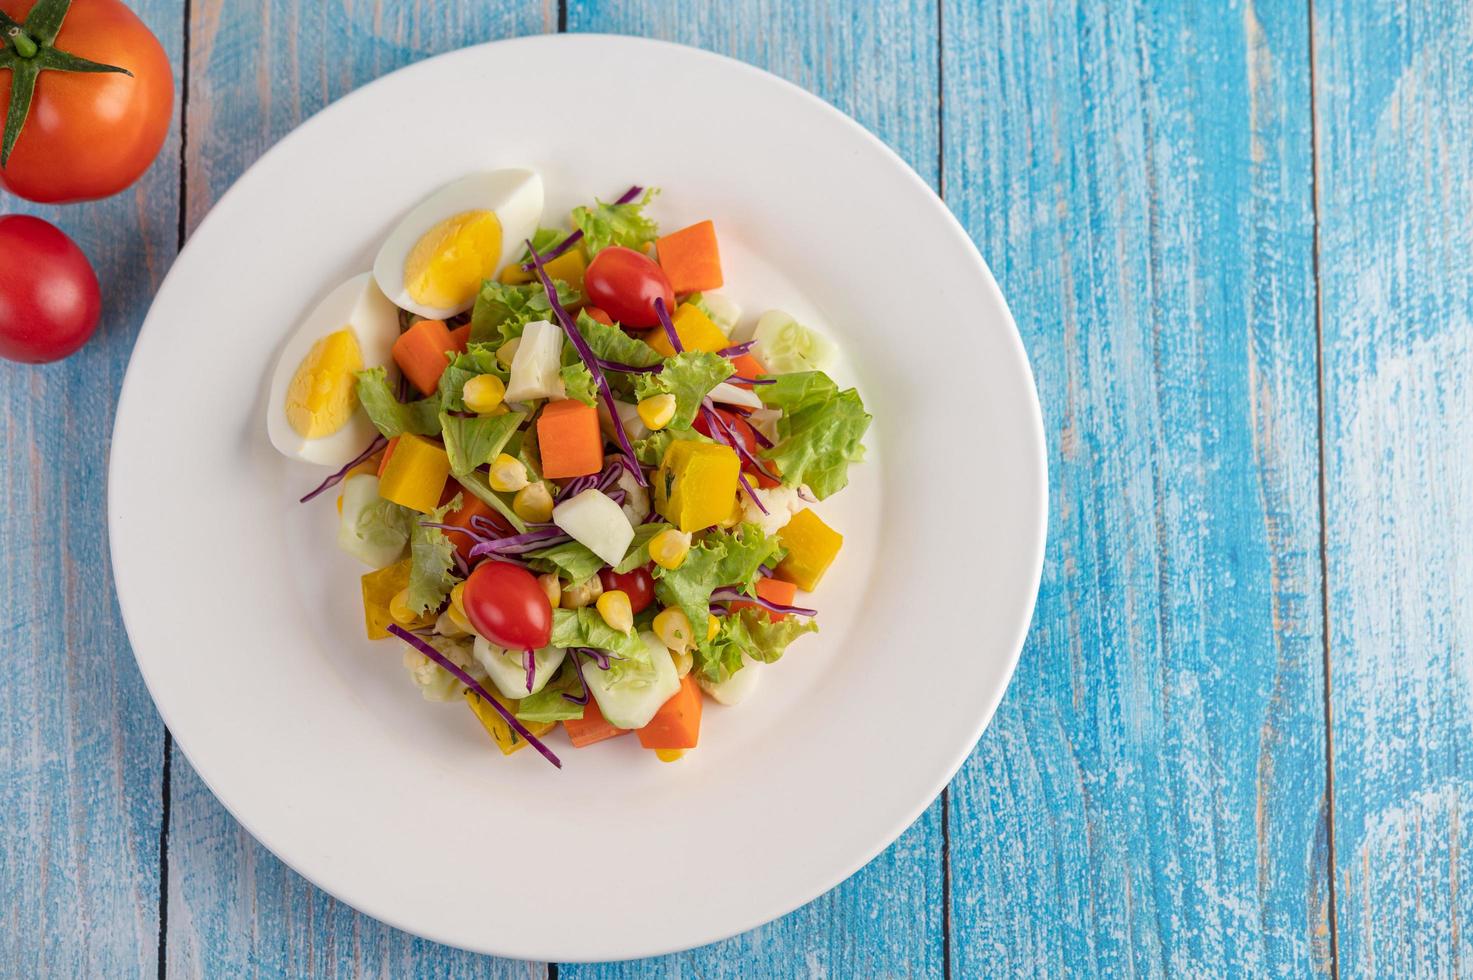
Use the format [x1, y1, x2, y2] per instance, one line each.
[373, 169, 543, 321]
[267, 273, 400, 466]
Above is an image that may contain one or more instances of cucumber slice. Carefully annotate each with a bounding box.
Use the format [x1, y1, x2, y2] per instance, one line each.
[698, 653, 761, 706]
[583, 631, 679, 729]
[337, 474, 410, 567]
[752, 310, 838, 374]
[473, 637, 567, 699]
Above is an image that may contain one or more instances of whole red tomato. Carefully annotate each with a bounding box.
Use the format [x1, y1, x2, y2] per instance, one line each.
[0, 215, 100, 362]
[583, 247, 675, 329]
[0, 0, 174, 203]
[463, 562, 553, 652]
[598, 565, 655, 615]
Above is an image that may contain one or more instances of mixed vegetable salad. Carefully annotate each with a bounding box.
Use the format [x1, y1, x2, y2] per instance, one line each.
[266, 169, 870, 768]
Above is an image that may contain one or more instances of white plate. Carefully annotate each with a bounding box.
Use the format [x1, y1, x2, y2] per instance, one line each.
[109, 35, 1046, 962]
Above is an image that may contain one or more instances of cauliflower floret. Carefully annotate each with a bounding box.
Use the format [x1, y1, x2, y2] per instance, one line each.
[739, 483, 807, 536]
[615, 460, 651, 525]
[400, 635, 481, 702]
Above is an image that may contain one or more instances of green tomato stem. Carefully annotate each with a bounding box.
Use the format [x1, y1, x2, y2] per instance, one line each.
[6, 26, 38, 59]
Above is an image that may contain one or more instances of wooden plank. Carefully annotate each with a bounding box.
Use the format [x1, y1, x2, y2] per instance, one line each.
[942, 0, 1330, 974]
[560, 2, 945, 976]
[165, 4, 549, 976]
[1314, 1, 1473, 973]
[0, 2, 183, 976]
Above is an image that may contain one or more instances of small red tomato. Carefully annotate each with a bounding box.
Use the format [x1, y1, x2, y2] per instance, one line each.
[694, 409, 781, 488]
[463, 562, 553, 651]
[599, 565, 656, 615]
[0, 215, 101, 363]
[583, 247, 675, 328]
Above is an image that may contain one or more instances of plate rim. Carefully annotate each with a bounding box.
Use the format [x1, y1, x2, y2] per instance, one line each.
[108, 32, 1048, 961]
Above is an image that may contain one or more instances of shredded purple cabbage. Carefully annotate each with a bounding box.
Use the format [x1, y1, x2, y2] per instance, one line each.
[597, 357, 662, 374]
[526, 239, 646, 485]
[710, 586, 817, 617]
[748, 424, 775, 449]
[758, 563, 776, 578]
[653, 296, 684, 354]
[555, 473, 601, 503]
[584, 648, 613, 671]
[451, 551, 469, 578]
[298, 434, 387, 503]
[716, 340, 756, 358]
[728, 376, 776, 386]
[467, 526, 570, 558]
[523, 649, 536, 693]
[700, 403, 779, 507]
[387, 624, 561, 768]
[519, 184, 643, 270]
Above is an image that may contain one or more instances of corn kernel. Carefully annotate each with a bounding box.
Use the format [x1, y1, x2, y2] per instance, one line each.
[596, 590, 634, 633]
[636, 393, 677, 430]
[389, 588, 417, 625]
[513, 482, 554, 523]
[489, 453, 530, 492]
[496, 337, 520, 369]
[537, 573, 561, 608]
[561, 575, 603, 609]
[445, 604, 473, 635]
[654, 606, 694, 653]
[649, 528, 692, 570]
[462, 374, 506, 414]
[706, 613, 721, 641]
[671, 648, 693, 678]
[655, 748, 686, 763]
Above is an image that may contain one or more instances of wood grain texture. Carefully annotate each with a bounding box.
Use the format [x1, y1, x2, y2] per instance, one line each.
[560, 1, 945, 976]
[1314, 1, 1473, 973]
[164, 3, 550, 977]
[0, 2, 182, 976]
[941, 0, 1331, 974]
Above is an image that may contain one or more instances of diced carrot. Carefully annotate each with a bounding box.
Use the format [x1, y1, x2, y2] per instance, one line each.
[564, 697, 628, 747]
[636, 675, 703, 750]
[392, 318, 456, 396]
[536, 399, 603, 479]
[730, 352, 766, 384]
[656, 220, 723, 294]
[437, 481, 511, 559]
[377, 436, 399, 478]
[585, 306, 614, 326]
[732, 577, 798, 621]
[448, 323, 471, 354]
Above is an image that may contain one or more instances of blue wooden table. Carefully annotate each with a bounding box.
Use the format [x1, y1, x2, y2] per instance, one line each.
[2, 0, 1464, 974]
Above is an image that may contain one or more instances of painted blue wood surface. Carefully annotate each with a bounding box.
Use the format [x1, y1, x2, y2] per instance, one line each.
[0, 2, 182, 977]
[1315, 1, 1473, 973]
[4, 0, 1468, 975]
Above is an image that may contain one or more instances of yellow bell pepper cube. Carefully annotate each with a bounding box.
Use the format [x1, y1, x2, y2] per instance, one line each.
[655, 440, 741, 532]
[646, 302, 730, 357]
[378, 432, 450, 514]
[360, 558, 433, 639]
[776, 509, 843, 591]
[465, 688, 556, 756]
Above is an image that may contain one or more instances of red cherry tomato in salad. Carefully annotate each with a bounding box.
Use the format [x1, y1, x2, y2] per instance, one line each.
[599, 565, 655, 615]
[0, 215, 101, 363]
[463, 562, 552, 651]
[694, 409, 781, 489]
[583, 247, 674, 328]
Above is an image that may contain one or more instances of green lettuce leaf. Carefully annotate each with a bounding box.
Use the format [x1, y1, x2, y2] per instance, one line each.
[469, 279, 578, 345]
[759, 371, 871, 499]
[570, 187, 660, 256]
[651, 523, 785, 635]
[575, 310, 662, 367]
[560, 361, 598, 406]
[439, 410, 525, 477]
[633, 351, 734, 430]
[514, 227, 570, 267]
[407, 495, 461, 615]
[696, 608, 818, 684]
[513, 660, 588, 723]
[526, 539, 605, 586]
[614, 522, 673, 573]
[454, 469, 526, 534]
[550, 607, 649, 663]
[438, 343, 508, 413]
[632, 426, 714, 467]
[355, 367, 441, 438]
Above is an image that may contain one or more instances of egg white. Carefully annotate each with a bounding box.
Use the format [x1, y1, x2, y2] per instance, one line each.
[372, 169, 544, 321]
[266, 273, 401, 466]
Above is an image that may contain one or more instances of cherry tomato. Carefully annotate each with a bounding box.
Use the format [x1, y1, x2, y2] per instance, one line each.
[584, 306, 614, 326]
[0, 215, 101, 363]
[583, 247, 675, 329]
[463, 562, 552, 651]
[0, 0, 174, 203]
[694, 409, 781, 488]
[599, 565, 656, 615]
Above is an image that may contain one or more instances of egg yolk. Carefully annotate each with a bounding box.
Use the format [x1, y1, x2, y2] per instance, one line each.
[404, 210, 503, 310]
[285, 329, 364, 439]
